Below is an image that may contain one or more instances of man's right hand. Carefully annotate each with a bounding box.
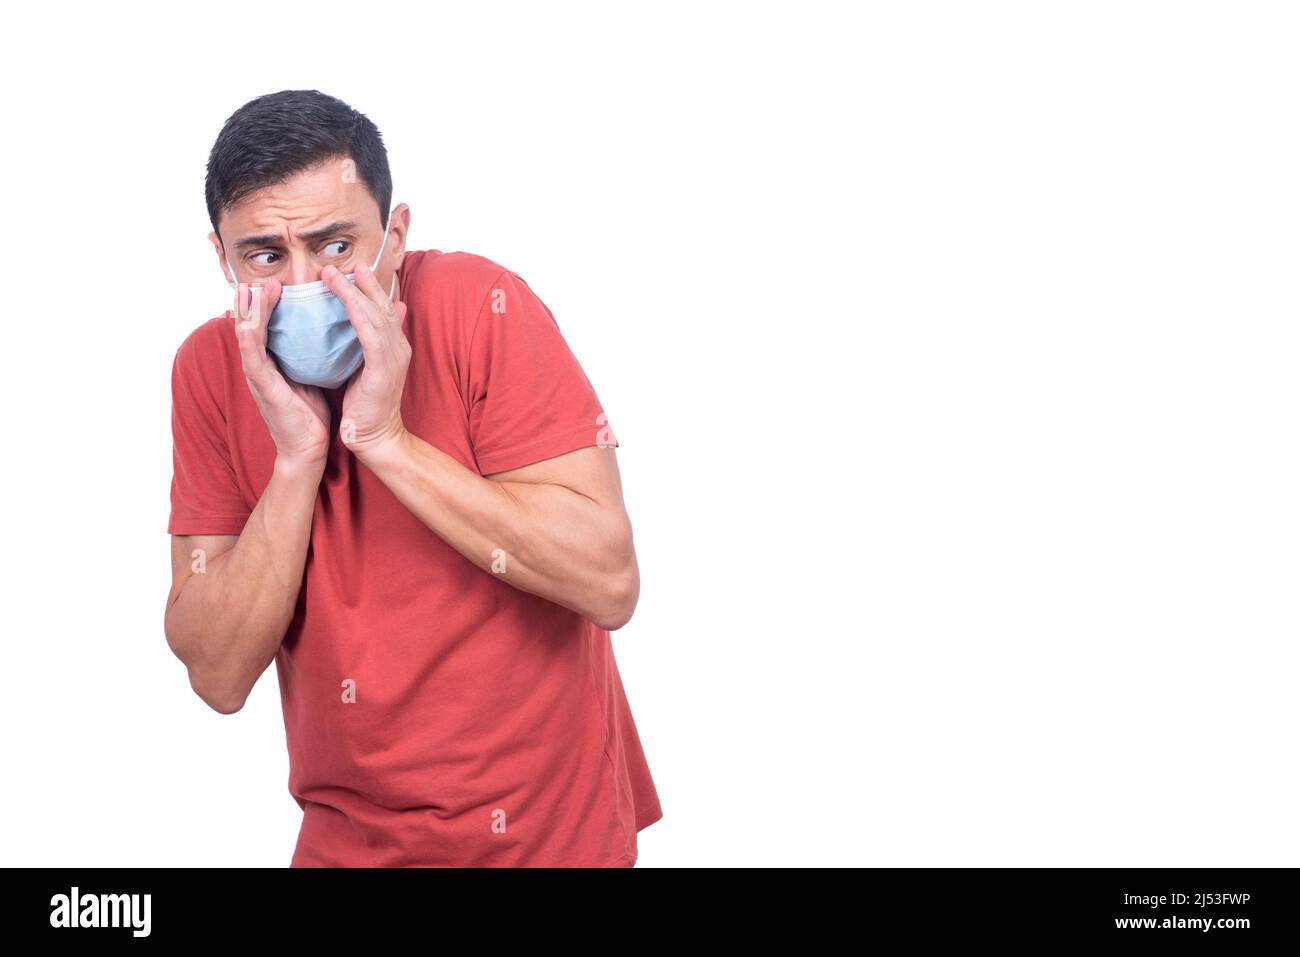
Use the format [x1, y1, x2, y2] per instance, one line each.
[232, 279, 331, 470]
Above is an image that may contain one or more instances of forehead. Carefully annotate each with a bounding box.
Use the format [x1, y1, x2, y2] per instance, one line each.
[219, 155, 380, 237]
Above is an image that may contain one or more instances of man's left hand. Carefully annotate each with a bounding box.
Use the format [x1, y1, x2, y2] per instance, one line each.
[323, 260, 412, 458]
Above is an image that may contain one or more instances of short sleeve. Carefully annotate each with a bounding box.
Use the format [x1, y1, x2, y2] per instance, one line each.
[167, 333, 251, 535]
[466, 269, 617, 475]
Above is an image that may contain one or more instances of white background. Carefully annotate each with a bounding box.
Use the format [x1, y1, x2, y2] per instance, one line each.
[0, 0, 1296, 867]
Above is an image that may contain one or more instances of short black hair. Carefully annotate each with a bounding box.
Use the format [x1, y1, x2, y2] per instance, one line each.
[205, 89, 392, 246]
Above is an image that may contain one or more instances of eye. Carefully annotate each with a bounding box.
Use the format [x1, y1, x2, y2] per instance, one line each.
[249, 251, 280, 266]
[322, 240, 351, 257]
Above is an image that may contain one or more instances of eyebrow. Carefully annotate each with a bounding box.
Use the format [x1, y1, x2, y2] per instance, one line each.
[232, 219, 361, 251]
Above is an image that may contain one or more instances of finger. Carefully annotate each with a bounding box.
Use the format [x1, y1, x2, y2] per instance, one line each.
[319, 261, 375, 310]
[233, 277, 281, 335]
[352, 259, 389, 319]
[235, 281, 287, 390]
[389, 301, 412, 357]
[391, 301, 409, 345]
[357, 261, 410, 360]
[323, 263, 388, 360]
[320, 263, 379, 324]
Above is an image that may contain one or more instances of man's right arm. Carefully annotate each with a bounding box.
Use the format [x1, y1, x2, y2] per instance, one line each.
[165, 454, 323, 713]
[166, 277, 330, 714]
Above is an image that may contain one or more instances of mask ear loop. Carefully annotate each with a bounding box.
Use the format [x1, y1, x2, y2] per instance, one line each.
[223, 245, 242, 291]
[370, 208, 396, 300]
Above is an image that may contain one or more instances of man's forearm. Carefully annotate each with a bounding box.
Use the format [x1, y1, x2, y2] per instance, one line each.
[356, 429, 636, 629]
[165, 456, 322, 711]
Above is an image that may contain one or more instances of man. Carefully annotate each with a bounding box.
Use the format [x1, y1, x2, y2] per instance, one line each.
[164, 89, 662, 867]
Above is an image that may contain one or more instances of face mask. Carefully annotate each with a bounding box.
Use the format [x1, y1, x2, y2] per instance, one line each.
[225, 211, 395, 389]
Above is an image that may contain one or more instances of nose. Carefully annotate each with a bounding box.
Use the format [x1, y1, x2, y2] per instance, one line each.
[284, 254, 326, 286]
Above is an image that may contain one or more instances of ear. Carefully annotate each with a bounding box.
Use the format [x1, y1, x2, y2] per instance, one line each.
[209, 230, 235, 285]
[384, 203, 411, 272]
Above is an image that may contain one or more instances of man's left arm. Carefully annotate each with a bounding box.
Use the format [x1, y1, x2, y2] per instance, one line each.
[323, 259, 638, 631]
[359, 435, 638, 630]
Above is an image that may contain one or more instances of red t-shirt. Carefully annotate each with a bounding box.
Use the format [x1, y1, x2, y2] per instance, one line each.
[168, 249, 662, 866]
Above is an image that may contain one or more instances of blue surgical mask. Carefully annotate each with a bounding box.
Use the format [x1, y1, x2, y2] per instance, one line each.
[225, 212, 395, 389]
